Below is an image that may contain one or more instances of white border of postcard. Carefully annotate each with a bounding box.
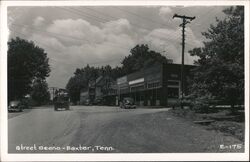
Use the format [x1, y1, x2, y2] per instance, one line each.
[1, 0, 249, 161]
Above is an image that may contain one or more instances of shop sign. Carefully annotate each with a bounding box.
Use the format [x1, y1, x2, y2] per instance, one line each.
[129, 78, 144, 85]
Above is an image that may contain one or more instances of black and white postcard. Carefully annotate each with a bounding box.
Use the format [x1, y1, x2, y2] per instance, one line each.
[0, 0, 249, 161]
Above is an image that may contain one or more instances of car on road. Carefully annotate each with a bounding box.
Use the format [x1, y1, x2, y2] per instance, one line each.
[93, 98, 103, 105]
[120, 97, 136, 109]
[54, 89, 70, 111]
[83, 99, 92, 106]
[8, 100, 24, 112]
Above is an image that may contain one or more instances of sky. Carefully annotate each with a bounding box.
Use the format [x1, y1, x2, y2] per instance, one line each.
[8, 6, 228, 89]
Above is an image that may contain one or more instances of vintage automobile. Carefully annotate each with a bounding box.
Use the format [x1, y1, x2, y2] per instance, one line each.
[120, 97, 136, 109]
[83, 98, 92, 106]
[54, 89, 70, 111]
[93, 98, 103, 105]
[8, 100, 24, 112]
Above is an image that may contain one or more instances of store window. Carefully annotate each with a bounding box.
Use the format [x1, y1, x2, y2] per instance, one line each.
[120, 87, 129, 94]
[168, 87, 179, 98]
[168, 81, 179, 86]
[130, 85, 144, 92]
[147, 81, 160, 89]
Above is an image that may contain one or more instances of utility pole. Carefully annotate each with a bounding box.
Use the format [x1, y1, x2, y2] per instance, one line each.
[173, 14, 195, 100]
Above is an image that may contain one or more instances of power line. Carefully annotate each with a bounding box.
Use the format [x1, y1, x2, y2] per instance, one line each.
[113, 6, 167, 27]
[59, 7, 110, 24]
[11, 7, 214, 64]
[80, 7, 197, 47]
[72, 7, 201, 52]
[58, 7, 180, 42]
[10, 28, 64, 53]
[11, 23, 190, 65]
[57, 6, 186, 49]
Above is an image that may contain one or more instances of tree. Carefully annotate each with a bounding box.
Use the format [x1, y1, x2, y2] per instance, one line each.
[121, 44, 173, 74]
[66, 76, 84, 104]
[110, 66, 123, 78]
[66, 65, 99, 104]
[8, 37, 50, 101]
[188, 6, 244, 112]
[31, 79, 50, 105]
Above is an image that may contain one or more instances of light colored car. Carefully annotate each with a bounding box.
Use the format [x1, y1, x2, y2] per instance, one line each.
[8, 100, 24, 112]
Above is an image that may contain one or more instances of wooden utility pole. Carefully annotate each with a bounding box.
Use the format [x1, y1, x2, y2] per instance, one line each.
[173, 14, 195, 99]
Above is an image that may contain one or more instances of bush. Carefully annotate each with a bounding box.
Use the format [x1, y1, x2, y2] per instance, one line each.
[182, 94, 217, 113]
[193, 97, 210, 113]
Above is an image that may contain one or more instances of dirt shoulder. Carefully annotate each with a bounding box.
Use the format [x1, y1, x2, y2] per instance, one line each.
[169, 108, 245, 141]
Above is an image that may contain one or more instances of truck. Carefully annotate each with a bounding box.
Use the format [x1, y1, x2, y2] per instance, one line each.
[53, 89, 70, 111]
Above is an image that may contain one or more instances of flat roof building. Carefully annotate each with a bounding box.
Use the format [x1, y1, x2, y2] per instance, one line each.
[116, 63, 195, 106]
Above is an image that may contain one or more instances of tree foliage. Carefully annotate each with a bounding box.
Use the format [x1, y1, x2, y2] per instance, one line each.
[66, 65, 99, 104]
[122, 44, 173, 74]
[188, 6, 244, 110]
[31, 79, 50, 105]
[8, 37, 51, 101]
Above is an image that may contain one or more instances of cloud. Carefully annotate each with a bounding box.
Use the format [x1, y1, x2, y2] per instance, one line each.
[159, 7, 173, 21]
[27, 18, 136, 88]
[46, 19, 103, 45]
[33, 16, 45, 26]
[102, 18, 131, 34]
[142, 27, 202, 65]
[20, 16, 203, 88]
[8, 6, 228, 89]
[20, 16, 202, 88]
[184, 27, 203, 47]
[27, 17, 202, 87]
[159, 7, 172, 15]
[31, 33, 65, 50]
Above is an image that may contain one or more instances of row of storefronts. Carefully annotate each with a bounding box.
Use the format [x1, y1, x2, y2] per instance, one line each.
[116, 63, 194, 106]
[80, 63, 195, 106]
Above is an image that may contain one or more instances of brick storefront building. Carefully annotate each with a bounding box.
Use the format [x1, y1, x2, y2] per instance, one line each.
[116, 63, 195, 106]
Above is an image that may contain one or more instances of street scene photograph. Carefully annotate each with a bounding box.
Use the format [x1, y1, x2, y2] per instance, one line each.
[4, 1, 247, 157]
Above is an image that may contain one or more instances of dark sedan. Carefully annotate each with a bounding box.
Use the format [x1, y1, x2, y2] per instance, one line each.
[120, 97, 136, 109]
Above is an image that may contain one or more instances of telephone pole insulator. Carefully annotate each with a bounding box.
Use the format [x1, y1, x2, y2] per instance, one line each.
[173, 14, 195, 102]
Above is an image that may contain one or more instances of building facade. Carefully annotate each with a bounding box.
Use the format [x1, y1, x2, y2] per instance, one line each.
[80, 76, 116, 105]
[116, 63, 195, 106]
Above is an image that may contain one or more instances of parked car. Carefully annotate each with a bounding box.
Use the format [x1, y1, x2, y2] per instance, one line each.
[8, 100, 24, 112]
[93, 98, 103, 105]
[120, 97, 136, 109]
[83, 99, 92, 106]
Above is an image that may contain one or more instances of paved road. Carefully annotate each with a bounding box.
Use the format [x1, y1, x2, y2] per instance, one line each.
[8, 106, 244, 153]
